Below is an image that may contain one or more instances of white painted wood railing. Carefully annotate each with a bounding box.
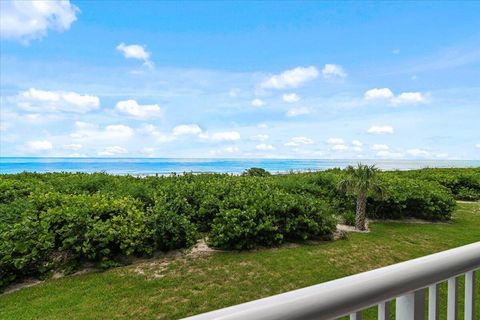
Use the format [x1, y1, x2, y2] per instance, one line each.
[185, 242, 479, 320]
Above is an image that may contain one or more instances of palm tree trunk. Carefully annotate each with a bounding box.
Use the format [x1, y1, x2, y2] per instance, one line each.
[355, 191, 367, 230]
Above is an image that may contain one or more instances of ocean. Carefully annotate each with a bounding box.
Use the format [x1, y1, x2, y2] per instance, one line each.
[0, 157, 478, 175]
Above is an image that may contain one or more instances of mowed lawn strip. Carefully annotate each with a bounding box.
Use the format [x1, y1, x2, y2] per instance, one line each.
[0, 202, 479, 320]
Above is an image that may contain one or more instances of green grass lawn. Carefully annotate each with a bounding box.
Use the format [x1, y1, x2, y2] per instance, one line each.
[1, 202, 479, 320]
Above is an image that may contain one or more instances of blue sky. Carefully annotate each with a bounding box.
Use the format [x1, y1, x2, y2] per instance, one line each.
[1, 1, 479, 159]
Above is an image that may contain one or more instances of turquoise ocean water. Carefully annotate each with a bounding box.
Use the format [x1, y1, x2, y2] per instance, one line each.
[0, 158, 478, 175]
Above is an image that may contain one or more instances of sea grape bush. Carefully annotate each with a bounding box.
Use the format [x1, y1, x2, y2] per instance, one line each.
[0, 167, 477, 289]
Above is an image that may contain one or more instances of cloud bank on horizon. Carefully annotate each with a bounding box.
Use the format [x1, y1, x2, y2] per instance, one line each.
[0, 0, 479, 159]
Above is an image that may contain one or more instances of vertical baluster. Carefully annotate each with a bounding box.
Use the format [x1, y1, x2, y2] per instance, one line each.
[429, 283, 440, 320]
[447, 276, 458, 320]
[350, 311, 362, 320]
[396, 288, 426, 320]
[378, 301, 390, 320]
[464, 271, 476, 320]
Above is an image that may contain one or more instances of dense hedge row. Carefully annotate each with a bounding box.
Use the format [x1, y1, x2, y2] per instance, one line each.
[1, 167, 477, 289]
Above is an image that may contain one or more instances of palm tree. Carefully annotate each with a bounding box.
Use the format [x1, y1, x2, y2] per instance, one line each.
[337, 164, 383, 231]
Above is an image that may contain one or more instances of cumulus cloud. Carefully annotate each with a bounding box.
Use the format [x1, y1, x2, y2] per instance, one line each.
[326, 138, 344, 145]
[285, 136, 314, 147]
[27, 140, 53, 151]
[115, 99, 163, 119]
[476, 144, 480, 149]
[407, 148, 430, 157]
[256, 143, 275, 151]
[352, 140, 363, 147]
[0, 0, 79, 42]
[364, 88, 428, 106]
[391, 92, 427, 105]
[371, 144, 389, 151]
[282, 93, 300, 103]
[70, 122, 134, 141]
[137, 124, 173, 143]
[15, 88, 99, 113]
[367, 125, 394, 134]
[224, 146, 240, 153]
[332, 144, 348, 151]
[260, 66, 319, 89]
[364, 88, 394, 100]
[251, 98, 265, 107]
[116, 43, 153, 68]
[322, 64, 347, 79]
[173, 124, 202, 136]
[251, 134, 269, 142]
[286, 107, 310, 117]
[98, 146, 128, 156]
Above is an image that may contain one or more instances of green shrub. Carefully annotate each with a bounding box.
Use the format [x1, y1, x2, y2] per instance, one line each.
[368, 176, 456, 220]
[147, 202, 197, 251]
[343, 211, 356, 226]
[0, 167, 470, 288]
[242, 167, 271, 177]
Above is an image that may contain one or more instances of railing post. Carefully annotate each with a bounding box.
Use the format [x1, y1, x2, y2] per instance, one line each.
[396, 288, 426, 320]
[464, 271, 476, 320]
[378, 301, 390, 320]
[350, 311, 362, 320]
[428, 283, 440, 320]
[448, 276, 458, 320]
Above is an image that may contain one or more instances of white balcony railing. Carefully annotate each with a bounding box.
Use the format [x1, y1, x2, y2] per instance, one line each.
[185, 241, 479, 320]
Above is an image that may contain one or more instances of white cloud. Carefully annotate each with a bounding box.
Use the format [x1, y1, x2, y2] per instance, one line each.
[435, 153, 449, 158]
[63, 143, 82, 151]
[224, 146, 240, 153]
[476, 144, 480, 149]
[364, 88, 428, 106]
[98, 146, 128, 156]
[256, 143, 275, 151]
[208, 131, 241, 142]
[371, 144, 389, 151]
[367, 126, 394, 134]
[173, 124, 202, 136]
[326, 138, 344, 145]
[351, 140, 363, 147]
[332, 144, 348, 151]
[286, 107, 310, 117]
[392, 92, 427, 105]
[140, 147, 155, 155]
[15, 88, 100, 113]
[285, 136, 314, 147]
[0, 0, 79, 42]
[137, 123, 173, 143]
[251, 134, 269, 142]
[376, 151, 404, 158]
[282, 93, 300, 103]
[115, 99, 163, 119]
[251, 98, 265, 107]
[27, 140, 53, 151]
[364, 88, 394, 100]
[392, 49, 400, 54]
[322, 64, 347, 79]
[257, 123, 268, 129]
[260, 66, 319, 89]
[70, 123, 133, 141]
[104, 125, 134, 137]
[407, 148, 430, 157]
[116, 43, 153, 68]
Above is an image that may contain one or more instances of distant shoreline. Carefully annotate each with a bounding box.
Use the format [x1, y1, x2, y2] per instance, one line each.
[1, 158, 479, 175]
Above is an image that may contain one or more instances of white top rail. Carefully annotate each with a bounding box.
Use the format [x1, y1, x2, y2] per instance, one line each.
[185, 241, 480, 320]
